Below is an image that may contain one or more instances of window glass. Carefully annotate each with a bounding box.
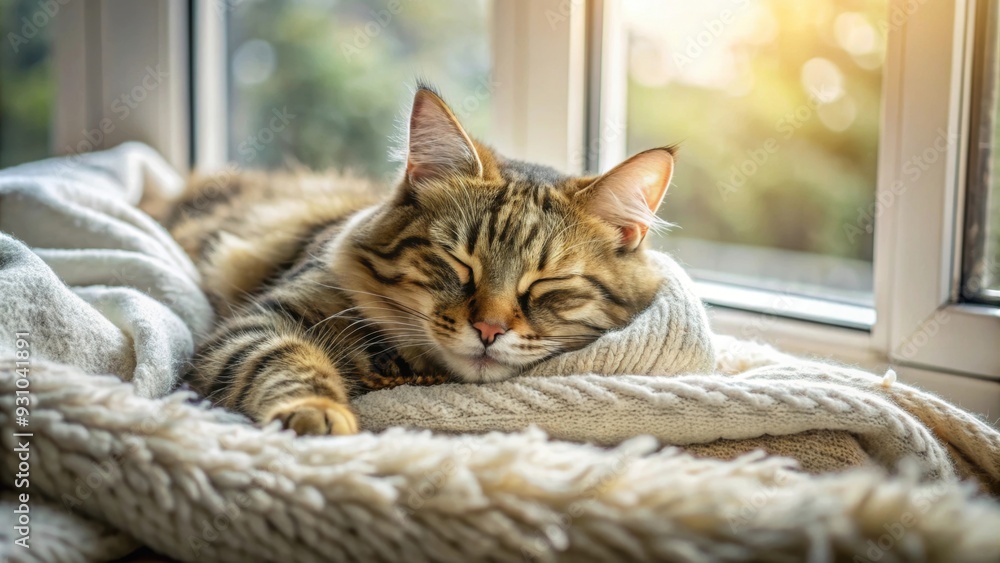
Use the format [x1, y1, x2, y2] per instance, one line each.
[226, 0, 493, 181]
[0, 0, 54, 168]
[966, 0, 1000, 300]
[624, 0, 885, 305]
[984, 155, 1000, 294]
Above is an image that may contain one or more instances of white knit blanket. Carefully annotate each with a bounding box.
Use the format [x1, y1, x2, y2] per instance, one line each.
[2, 144, 1000, 562]
[0, 142, 213, 398]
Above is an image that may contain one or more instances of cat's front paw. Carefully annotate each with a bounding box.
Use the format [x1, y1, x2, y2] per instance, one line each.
[263, 396, 359, 436]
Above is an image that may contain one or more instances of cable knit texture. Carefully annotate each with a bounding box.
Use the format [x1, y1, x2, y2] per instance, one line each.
[2, 144, 1000, 562]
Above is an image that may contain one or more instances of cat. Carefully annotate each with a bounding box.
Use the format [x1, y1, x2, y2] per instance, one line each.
[167, 85, 675, 436]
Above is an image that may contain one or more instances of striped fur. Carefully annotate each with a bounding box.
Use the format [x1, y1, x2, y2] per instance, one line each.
[169, 87, 676, 435]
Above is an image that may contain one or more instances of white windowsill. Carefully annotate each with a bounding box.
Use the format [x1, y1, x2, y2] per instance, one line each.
[696, 280, 876, 331]
[701, 284, 1000, 427]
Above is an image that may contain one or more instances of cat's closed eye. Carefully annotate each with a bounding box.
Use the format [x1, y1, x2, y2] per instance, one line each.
[443, 252, 474, 285]
[526, 277, 592, 306]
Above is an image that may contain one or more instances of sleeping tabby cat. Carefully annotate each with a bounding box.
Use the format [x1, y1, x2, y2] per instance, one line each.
[168, 86, 675, 436]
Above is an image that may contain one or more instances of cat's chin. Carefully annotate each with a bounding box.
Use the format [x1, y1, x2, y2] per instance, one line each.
[438, 350, 520, 383]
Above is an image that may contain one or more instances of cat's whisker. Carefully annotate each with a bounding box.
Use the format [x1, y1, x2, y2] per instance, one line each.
[351, 330, 431, 347]
[322, 314, 380, 344]
[335, 335, 437, 363]
[316, 282, 434, 323]
[311, 312, 430, 354]
[410, 344, 443, 363]
[335, 313, 427, 333]
[323, 326, 431, 359]
[358, 333, 432, 346]
[305, 305, 370, 334]
[315, 315, 412, 356]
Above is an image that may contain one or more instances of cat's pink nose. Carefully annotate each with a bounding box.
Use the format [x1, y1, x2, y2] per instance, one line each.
[472, 321, 507, 346]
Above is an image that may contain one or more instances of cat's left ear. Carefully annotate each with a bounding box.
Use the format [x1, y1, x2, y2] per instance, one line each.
[577, 147, 674, 251]
[405, 87, 483, 184]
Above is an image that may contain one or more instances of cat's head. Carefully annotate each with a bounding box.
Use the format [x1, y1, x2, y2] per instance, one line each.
[337, 86, 674, 383]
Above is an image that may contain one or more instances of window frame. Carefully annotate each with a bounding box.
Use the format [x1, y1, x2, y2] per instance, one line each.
[873, 0, 1000, 378]
[491, 0, 589, 173]
[193, 0, 227, 173]
[52, 0, 189, 171]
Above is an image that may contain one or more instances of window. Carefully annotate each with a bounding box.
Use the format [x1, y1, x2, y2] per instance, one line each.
[25, 0, 1000, 389]
[224, 0, 493, 179]
[575, 0, 1000, 379]
[0, 0, 54, 168]
[622, 0, 884, 310]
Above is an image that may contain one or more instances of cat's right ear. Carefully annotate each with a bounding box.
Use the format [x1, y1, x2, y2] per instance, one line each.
[404, 88, 483, 185]
[576, 147, 674, 251]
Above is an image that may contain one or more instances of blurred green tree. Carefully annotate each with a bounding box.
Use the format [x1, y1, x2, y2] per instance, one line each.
[227, 0, 492, 181]
[0, 0, 54, 168]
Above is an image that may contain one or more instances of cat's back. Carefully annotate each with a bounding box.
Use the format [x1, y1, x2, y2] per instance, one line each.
[166, 170, 381, 255]
[165, 170, 384, 314]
